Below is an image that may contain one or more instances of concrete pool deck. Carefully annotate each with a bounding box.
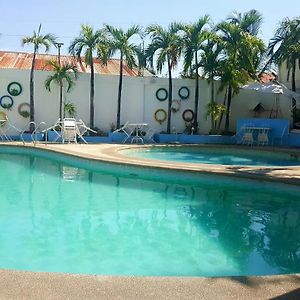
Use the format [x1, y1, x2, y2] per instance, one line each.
[0, 270, 299, 300]
[0, 142, 300, 299]
[11, 142, 300, 184]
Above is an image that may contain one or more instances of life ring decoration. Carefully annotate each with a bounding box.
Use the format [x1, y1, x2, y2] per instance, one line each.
[178, 86, 190, 100]
[171, 100, 181, 113]
[0, 111, 8, 126]
[0, 95, 14, 110]
[182, 109, 194, 122]
[154, 109, 167, 124]
[18, 102, 31, 118]
[156, 88, 168, 101]
[7, 82, 22, 96]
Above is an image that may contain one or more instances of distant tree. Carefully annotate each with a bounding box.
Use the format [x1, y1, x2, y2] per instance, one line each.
[105, 25, 141, 128]
[44, 60, 78, 120]
[268, 17, 300, 120]
[227, 9, 263, 36]
[69, 25, 107, 128]
[146, 24, 183, 133]
[22, 24, 56, 131]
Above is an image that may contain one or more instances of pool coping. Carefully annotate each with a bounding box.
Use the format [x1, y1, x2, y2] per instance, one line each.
[1, 142, 300, 299]
[2, 142, 300, 185]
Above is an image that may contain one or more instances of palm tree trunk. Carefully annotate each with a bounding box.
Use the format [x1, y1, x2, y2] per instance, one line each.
[59, 82, 63, 120]
[194, 52, 199, 133]
[292, 60, 297, 125]
[117, 55, 123, 128]
[210, 75, 215, 133]
[292, 60, 296, 92]
[225, 85, 232, 133]
[90, 60, 95, 129]
[29, 50, 36, 132]
[217, 88, 227, 132]
[167, 58, 172, 134]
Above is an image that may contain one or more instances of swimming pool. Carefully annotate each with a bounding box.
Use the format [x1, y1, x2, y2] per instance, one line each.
[123, 146, 300, 166]
[0, 146, 299, 277]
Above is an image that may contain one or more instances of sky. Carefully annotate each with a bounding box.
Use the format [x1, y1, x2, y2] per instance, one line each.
[0, 0, 299, 59]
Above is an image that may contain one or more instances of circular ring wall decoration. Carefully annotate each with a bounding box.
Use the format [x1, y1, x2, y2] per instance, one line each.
[182, 109, 194, 122]
[178, 86, 190, 100]
[0, 95, 14, 110]
[7, 82, 22, 96]
[154, 109, 167, 124]
[156, 88, 168, 101]
[18, 102, 31, 118]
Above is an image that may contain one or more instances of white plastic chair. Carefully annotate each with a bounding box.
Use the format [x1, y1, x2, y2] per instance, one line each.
[0, 115, 22, 141]
[241, 127, 254, 146]
[257, 128, 269, 146]
[113, 122, 134, 143]
[143, 127, 156, 143]
[62, 118, 77, 143]
[76, 119, 97, 143]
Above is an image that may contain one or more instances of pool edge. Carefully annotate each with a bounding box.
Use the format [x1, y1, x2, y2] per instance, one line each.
[1, 142, 300, 185]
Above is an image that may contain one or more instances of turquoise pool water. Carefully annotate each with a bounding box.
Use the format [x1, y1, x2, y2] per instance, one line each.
[0, 148, 299, 276]
[124, 147, 300, 166]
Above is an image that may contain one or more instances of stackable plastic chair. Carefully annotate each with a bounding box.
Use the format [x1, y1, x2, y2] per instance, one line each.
[113, 122, 134, 143]
[241, 127, 254, 146]
[143, 127, 156, 143]
[62, 118, 77, 143]
[257, 128, 269, 146]
[76, 119, 97, 143]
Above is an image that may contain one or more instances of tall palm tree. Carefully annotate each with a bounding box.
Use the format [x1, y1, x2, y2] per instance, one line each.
[146, 24, 182, 133]
[227, 9, 263, 36]
[69, 25, 106, 128]
[44, 60, 78, 120]
[217, 12, 265, 133]
[22, 24, 56, 131]
[105, 25, 141, 128]
[177, 16, 211, 132]
[268, 17, 300, 113]
[199, 40, 224, 133]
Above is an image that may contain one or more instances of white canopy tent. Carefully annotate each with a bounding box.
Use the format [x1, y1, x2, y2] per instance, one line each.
[241, 81, 300, 118]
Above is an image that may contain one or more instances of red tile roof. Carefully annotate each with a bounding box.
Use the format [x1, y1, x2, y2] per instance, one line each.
[0, 51, 152, 77]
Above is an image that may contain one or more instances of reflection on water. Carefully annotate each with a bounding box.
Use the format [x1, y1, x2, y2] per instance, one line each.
[0, 153, 299, 276]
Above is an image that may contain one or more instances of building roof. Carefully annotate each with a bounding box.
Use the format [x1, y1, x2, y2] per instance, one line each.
[259, 72, 277, 83]
[0, 51, 152, 77]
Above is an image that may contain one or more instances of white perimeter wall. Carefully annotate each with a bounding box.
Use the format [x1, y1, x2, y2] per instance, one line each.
[278, 65, 300, 93]
[0, 68, 293, 135]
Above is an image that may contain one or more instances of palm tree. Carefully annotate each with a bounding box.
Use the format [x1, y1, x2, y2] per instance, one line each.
[22, 24, 56, 131]
[69, 25, 106, 128]
[44, 60, 78, 120]
[268, 17, 300, 120]
[146, 24, 182, 133]
[199, 39, 224, 133]
[177, 16, 211, 132]
[227, 9, 263, 36]
[105, 25, 141, 128]
[217, 12, 265, 133]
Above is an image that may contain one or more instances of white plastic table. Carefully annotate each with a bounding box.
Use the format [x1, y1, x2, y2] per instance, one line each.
[125, 123, 149, 143]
